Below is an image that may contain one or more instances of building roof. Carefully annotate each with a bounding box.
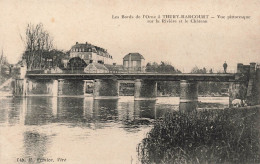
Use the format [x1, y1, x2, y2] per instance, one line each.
[70, 42, 113, 58]
[71, 43, 93, 49]
[123, 53, 145, 60]
[71, 42, 107, 53]
[104, 64, 124, 71]
[85, 63, 109, 71]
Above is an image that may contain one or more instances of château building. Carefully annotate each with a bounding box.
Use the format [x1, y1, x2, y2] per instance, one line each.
[69, 42, 113, 65]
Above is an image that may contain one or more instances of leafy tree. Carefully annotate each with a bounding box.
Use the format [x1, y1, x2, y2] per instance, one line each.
[146, 61, 181, 73]
[191, 66, 207, 74]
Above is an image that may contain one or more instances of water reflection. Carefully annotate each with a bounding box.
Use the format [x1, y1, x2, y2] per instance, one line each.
[1, 97, 229, 127]
[56, 97, 85, 123]
[19, 97, 165, 127]
[0, 96, 229, 163]
[23, 131, 49, 161]
[25, 97, 54, 125]
[92, 99, 119, 122]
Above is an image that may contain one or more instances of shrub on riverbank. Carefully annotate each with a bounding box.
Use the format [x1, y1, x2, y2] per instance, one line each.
[138, 107, 260, 164]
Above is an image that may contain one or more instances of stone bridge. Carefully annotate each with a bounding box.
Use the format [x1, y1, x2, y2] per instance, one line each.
[13, 63, 260, 111]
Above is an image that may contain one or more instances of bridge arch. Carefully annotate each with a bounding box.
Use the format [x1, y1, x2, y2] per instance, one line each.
[67, 57, 87, 70]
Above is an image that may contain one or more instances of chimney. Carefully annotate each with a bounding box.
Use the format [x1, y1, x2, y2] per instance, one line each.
[113, 63, 116, 66]
[86, 42, 88, 45]
[237, 63, 243, 74]
[76, 42, 78, 44]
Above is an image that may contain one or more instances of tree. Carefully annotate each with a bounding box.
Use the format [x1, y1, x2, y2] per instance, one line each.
[145, 61, 181, 96]
[21, 23, 53, 70]
[0, 49, 8, 65]
[146, 61, 181, 74]
[146, 62, 159, 72]
[190, 67, 229, 96]
[42, 50, 67, 69]
[191, 66, 207, 74]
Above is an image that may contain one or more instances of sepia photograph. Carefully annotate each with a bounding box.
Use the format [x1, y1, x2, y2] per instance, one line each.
[0, 0, 260, 163]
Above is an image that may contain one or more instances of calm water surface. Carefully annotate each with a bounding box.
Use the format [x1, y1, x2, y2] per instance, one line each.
[0, 96, 229, 164]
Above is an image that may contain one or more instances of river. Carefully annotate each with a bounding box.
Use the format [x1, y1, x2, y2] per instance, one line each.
[0, 96, 229, 164]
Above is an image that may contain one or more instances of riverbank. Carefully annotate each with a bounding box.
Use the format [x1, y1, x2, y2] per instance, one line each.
[138, 106, 260, 164]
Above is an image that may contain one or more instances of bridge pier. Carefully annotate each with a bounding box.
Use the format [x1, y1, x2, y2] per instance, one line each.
[14, 79, 27, 96]
[14, 79, 57, 96]
[179, 80, 198, 112]
[93, 79, 119, 99]
[134, 79, 157, 100]
[57, 79, 64, 96]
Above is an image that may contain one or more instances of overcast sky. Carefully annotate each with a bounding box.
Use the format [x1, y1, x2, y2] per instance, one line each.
[0, 0, 259, 72]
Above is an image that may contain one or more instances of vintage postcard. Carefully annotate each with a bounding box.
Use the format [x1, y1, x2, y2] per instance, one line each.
[0, 0, 260, 163]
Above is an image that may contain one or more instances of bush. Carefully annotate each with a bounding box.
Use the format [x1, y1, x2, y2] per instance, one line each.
[138, 107, 260, 164]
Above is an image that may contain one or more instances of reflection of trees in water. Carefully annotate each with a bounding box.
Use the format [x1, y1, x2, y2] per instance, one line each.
[0, 98, 24, 125]
[56, 97, 84, 123]
[24, 97, 54, 125]
[22, 97, 179, 128]
[23, 131, 48, 160]
[92, 99, 119, 122]
[0, 98, 12, 123]
[120, 101, 160, 130]
[134, 101, 156, 119]
[21, 97, 229, 127]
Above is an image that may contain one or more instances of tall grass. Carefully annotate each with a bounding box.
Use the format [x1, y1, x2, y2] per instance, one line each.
[138, 107, 260, 164]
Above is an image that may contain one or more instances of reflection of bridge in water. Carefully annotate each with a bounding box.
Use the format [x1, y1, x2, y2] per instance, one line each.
[3, 97, 229, 128]
[13, 62, 259, 111]
[6, 97, 161, 126]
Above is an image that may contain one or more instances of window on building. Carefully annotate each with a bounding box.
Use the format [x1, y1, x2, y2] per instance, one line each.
[124, 61, 129, 67]
[133, 61, 137, 67]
